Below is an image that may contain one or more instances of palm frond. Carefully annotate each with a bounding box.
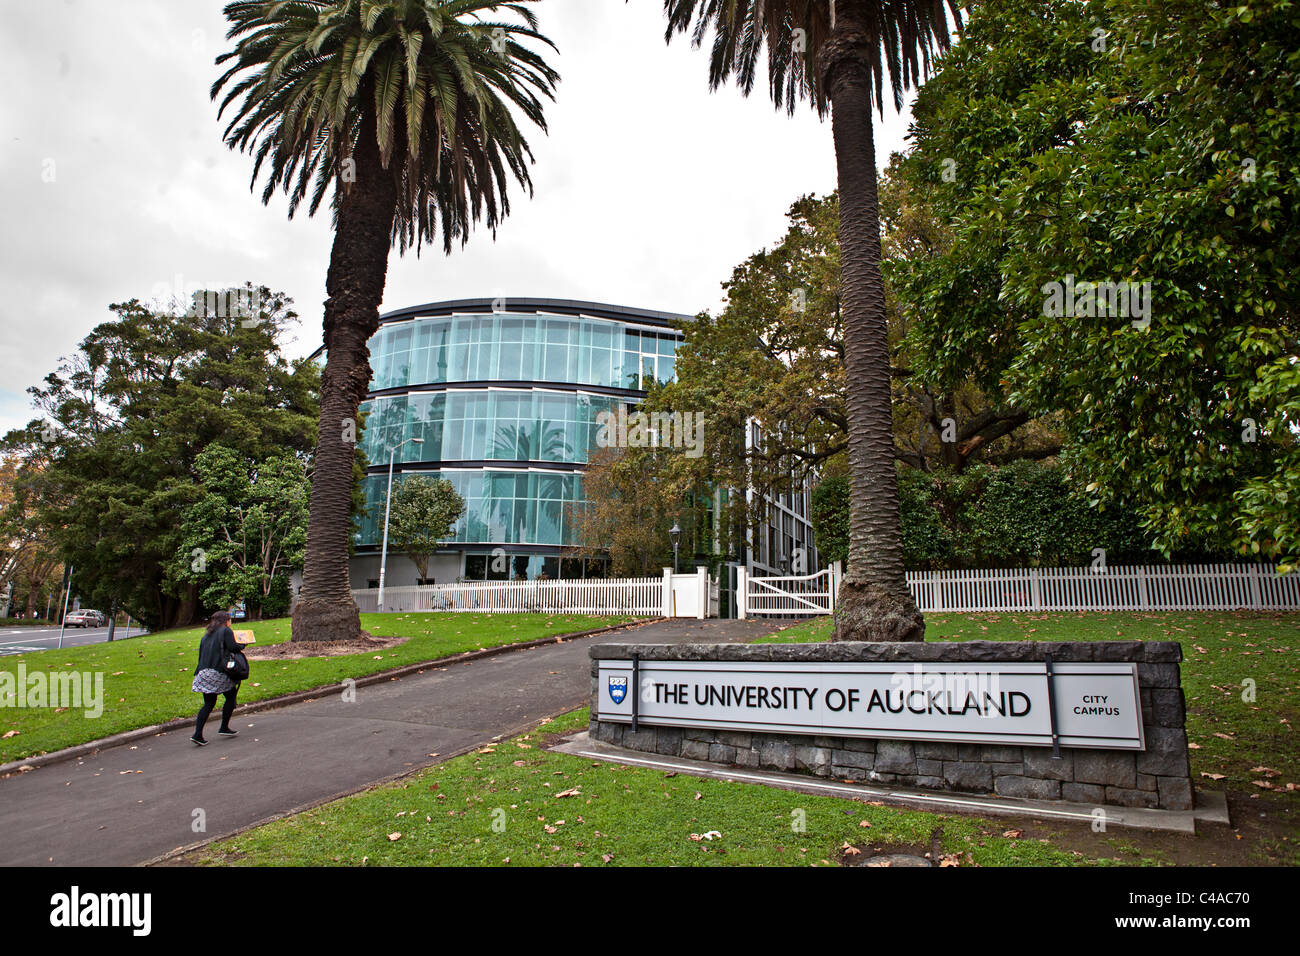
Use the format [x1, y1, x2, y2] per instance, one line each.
[662, 0, 960, 118]
[212, 0, 559, 254]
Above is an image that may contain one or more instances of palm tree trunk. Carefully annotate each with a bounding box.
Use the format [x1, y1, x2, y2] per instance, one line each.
[823, 5, 924, 642]
[291, 105, 398, 643]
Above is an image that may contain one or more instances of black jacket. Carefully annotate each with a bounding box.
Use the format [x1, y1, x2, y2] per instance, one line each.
[195, 625, 240, 675]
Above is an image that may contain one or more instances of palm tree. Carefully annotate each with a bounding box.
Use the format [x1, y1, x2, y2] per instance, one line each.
[662, 0, 958, 641]
[212, 0, 559, 642]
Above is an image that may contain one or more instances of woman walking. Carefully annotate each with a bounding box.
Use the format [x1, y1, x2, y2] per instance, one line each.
[191, 611, 242, 746]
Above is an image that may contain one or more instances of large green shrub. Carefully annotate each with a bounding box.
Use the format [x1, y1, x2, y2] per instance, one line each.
[809, 473, 850, 565]
[815, 461, 1190, 571]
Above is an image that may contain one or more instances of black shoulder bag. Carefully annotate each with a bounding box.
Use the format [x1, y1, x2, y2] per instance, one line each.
[223, 643, 250, 682]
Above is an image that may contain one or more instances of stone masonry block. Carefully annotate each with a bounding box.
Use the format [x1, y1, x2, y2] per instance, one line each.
[1158, 776, 1194, 811]
[1023, 748, 1073, 781]
[874, 741, 916, 774]
[994, 775, 1062, 800]
[1074, 751, 1136, 788]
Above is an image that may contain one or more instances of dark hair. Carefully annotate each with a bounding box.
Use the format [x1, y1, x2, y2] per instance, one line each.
[205, 611, 232, 636]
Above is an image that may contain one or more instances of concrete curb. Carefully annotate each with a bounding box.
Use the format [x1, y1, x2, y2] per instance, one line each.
[0, 617, 662, 777]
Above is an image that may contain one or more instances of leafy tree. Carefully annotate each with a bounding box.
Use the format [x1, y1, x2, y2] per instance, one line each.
[0, 454, 63, 618]
[656, 187, 1059, 512]
[386, 475, 465, 584]
[2, 289, 318, 629]
[569, 446, 700, 577]
[213, 0, 559, 642]
[174, 445, 310, 619]
[663, 0, 962, 641]
[895, 0, 1300, 569]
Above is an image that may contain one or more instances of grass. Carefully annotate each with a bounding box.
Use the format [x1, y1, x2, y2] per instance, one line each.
[191, 708, 1125, 867]
[0, 612, 637, 764]
[759, 611, 1300, 798]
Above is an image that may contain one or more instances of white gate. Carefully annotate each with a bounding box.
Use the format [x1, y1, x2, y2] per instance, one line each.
[738, 566, 839, 617]
[664, 567, 711, 619]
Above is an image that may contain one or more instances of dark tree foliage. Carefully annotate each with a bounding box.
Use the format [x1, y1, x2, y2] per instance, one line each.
[2, 288, 319, 630]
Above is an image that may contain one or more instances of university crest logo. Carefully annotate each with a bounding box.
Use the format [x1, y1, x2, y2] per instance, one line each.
[607, 675, 628, 705]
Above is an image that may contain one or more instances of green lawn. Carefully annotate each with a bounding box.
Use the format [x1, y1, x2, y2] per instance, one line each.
[0, 612, 637, 764]
[192, 708, 1115, 867]
[760, 611, 1300, 798]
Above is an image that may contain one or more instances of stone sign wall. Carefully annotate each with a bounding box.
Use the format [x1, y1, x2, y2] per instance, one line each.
[587, 640, 1194, 811]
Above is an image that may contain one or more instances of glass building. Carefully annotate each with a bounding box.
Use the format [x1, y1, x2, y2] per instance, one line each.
[349, 299, 687, 586]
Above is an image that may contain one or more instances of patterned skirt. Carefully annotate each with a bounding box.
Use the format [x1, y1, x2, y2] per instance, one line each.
[192, 668, 236, 694]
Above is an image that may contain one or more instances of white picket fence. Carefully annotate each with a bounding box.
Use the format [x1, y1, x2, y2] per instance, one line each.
[905, 563, 1300, 613]
[352, 576, 665, 616]
[737, 562, 1299, 616]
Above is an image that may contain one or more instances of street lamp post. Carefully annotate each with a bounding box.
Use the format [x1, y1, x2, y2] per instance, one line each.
[669, 522, 681, 574]
[377, 437, 424, 613]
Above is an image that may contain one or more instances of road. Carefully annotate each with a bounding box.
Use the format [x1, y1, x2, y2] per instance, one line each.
[0, 617, 772, 866]
[0, 624, 149, 657]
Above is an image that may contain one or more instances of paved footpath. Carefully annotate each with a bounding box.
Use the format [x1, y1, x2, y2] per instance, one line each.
[0, 618, 773, 866]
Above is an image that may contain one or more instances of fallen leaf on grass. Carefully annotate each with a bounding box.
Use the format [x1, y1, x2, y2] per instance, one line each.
[555, 788, 581, 798]
[1002, 829, 1023, 839]
[1213, 733, 1235, 740]
[1200, 772, 1227, 780]
[841, 843, 861, 856]
[388, 833, 401, 841]
[1250, 766, 1281, 777]
[859, 821, 872, 828]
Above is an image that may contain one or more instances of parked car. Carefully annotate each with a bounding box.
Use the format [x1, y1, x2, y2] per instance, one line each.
[64, 609, 106, 628]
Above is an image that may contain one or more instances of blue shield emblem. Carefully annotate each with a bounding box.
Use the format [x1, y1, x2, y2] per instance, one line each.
[608, 676, 628, 705]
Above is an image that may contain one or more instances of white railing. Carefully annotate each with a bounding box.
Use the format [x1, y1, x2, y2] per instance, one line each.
[352, 576, 664, 616]
[906, 563, 1300, 613]
[739, 562, 1299, 616]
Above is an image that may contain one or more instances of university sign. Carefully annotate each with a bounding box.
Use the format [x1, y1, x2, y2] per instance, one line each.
[596, 659, 1145, 750]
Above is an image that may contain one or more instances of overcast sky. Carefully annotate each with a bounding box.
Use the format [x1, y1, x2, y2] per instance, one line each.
[0, 0, 916, 435]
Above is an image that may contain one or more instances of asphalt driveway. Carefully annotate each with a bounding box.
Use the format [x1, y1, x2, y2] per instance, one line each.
[0, 618, 774, 866]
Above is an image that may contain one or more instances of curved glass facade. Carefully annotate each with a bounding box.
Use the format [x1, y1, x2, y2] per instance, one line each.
[369, 312, 678, 392]
[359, 389, 622, 467]
[356, 468, 585, 549]
[351, 303, 684, 572]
